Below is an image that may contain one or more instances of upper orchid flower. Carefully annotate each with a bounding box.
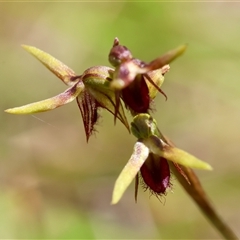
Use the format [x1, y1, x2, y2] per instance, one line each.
[108, 38, 186, 115]
[5, 45, 129, 141]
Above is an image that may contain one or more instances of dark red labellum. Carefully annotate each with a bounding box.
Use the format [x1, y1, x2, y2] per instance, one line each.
[122, 75, 150, 113]
[140, 154, 171, 195]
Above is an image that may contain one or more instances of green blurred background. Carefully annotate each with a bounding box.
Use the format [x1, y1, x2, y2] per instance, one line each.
[1, 2, 240, 239]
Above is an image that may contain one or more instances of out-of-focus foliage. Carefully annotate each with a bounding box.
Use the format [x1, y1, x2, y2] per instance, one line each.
[1, 2, 240, 239]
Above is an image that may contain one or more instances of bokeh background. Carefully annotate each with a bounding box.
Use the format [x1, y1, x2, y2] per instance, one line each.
[1, 2, 240, 239]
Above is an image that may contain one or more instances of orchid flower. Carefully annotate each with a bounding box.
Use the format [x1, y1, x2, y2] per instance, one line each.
[112, 113, 212, 204]
[108, 38, 186, 115]
[5, 45, 129, 141]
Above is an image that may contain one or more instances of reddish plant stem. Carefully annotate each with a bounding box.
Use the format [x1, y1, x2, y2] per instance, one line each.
[162, 134, 238, 239]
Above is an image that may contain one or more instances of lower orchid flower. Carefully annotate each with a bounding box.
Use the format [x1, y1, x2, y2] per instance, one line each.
[112, 113, 212, 204]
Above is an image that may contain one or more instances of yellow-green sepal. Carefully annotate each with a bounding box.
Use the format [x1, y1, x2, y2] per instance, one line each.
[5, 82, 84, 114]
[111, 141, 149, 204]
[144, 136, 212, 171]
[22, 45, 76, 86]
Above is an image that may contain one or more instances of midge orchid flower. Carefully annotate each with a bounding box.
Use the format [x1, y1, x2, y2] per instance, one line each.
[112, 113, 212, 204]
[5, 40, 185, 140]
[4, 45, 129, 141]
[108, 38, 186, 115]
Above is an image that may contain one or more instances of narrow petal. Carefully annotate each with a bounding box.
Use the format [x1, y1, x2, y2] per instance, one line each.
[144, 65, 170, 100]
[131, 114, 212, 170]
[144, 135, 213, 170]
[112, 141, 149, 204]
[172, 162, 190, 184]
[5, 82, 84, 114]
[22, 45, 76, 86]
[146, 45, 187, 71]
[162, 145, 213, 170]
